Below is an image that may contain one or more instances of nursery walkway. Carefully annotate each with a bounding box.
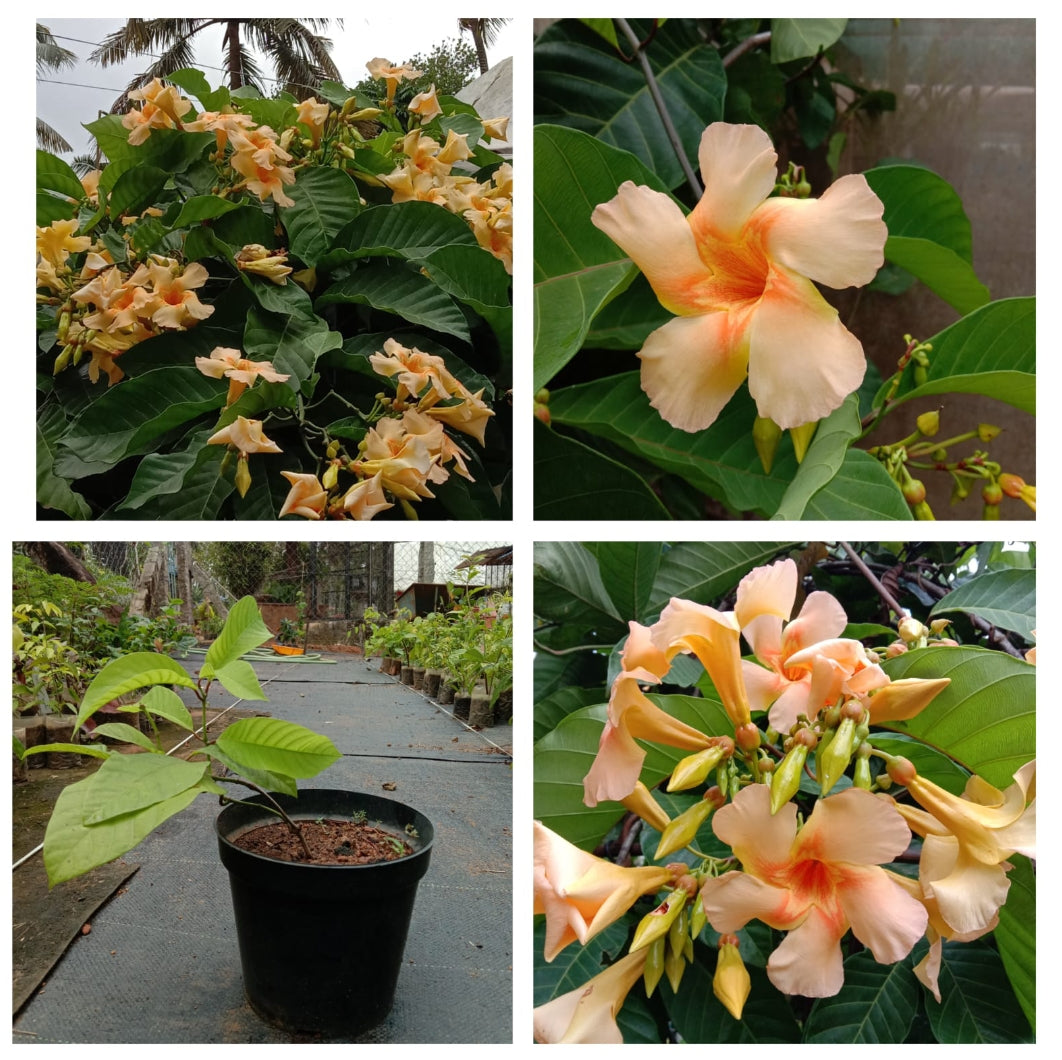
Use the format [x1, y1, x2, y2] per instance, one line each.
[12, 652, 513, 1045]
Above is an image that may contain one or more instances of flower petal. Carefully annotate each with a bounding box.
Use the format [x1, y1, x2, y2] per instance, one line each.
[690, 122, 779, 241]
[637, 312, 751, 433]
[710, 783, 799, 872]
[838, 864, 928, 964]
[747, 267, 867, 429]
[736, 558, 796, 632]
[591, 182, 715, 315]
[700, 870, 808, 933]
[796, 787, 912, 867]
[782, 591, 849, 656]
[766, 905, 846, 997]
[760, 174, 887, 289]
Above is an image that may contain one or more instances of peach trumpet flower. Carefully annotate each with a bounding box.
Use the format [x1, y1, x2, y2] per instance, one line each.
[195, 346, 291, 405]
[206, 416, 282, 456]
[533, 821, 672, 961]
[533, 948, 648, 1044]
[700, 785, 927, 997]
[592, 122, 886, 431]
[278, 471, 328, 520]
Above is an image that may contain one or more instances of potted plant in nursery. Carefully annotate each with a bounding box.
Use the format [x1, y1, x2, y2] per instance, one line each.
[22, 596, 433, 1038]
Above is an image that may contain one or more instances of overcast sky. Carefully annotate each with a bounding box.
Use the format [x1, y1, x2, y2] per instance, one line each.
[37, 17, 520, 158]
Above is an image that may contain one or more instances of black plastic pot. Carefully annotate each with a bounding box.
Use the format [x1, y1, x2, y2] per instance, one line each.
[216, 789, 434, 1038]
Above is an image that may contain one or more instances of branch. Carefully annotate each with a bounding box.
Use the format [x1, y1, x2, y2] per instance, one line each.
[722, 30, 771, 68]
[615, 18, 702, 198]
[838, 541, 908, 620]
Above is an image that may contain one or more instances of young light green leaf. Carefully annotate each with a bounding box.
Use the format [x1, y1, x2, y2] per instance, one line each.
[201, 745, 297, 797]
[77, 653, 197, 731]
[211, 658, 267, 702]
[202, 595, 273, 676]
[79, 754, 210, 825]
[21, 742, 111, 760]
[883, 236, 989, 315]
[88, 723, 161, 753]
[771, 19, 848, 62]
[214, 717, 341, 779]
[929, 569, 1036, 639]
[138, 685, 195, 730]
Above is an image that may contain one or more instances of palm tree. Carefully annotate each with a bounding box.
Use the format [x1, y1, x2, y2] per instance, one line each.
[457, 18, 510, 75]
[36, 23, 77, 152]
[89, 18, 343, 112]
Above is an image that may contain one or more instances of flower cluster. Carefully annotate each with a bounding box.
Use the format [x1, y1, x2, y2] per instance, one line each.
[534, 556, 1035, 1042]
[37, 225, 214, 385]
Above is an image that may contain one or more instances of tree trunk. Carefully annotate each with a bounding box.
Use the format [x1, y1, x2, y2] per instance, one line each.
[22, 543, 96, 583]
[471, 24, 490, 73]
[224, 20, 244, 89]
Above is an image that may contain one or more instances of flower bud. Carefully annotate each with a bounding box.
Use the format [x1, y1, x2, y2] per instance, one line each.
[654, 799, 715, 858]
[999, 473, 1025, 498]
[713, 935, 751, 1021]
[643, 935, 666, 998]
[819, 716, 856, 795]
[885, 754, 917, 787]
[533, 402, 551, 426]
[912, 500, 935, 520]
[665, 944, 686, 993]
[789, 420, 817, 464]
[620, 781, 671, 833]
[853, 741, 873, 790]
[668, 903, 688, 958]
[689, 894, 707, 939]
[916, 410, 940, 437]
[734, 723, 761, 752]
[982, 482, 1003, 505]
[770, 743, 808, 814]
[630, 889, 687, 953]
[535, 388, 551, 404]
[929, 618, 951, 635]
[913, 364, 928, 386]
[667, 740, 732, 792]
[898, 617, 926, 644]
[902, 479, 926, 505]
[753, 416, 782, 474]
[977, 423, 1002, 442]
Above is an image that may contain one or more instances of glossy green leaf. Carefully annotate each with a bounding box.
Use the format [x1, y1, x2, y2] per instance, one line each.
[165, 67, 230, 111]
[800, 449, 913, 520]
[533, 125, 668, 391]
[586, 542, 663, 625]
[279, 167, 362, 266]
[533, 917, 630, 1005]
[54, 367, 225, 479]
[926, 940, 1033, 1043]
[533, 542, 624, 637]
[883, 236, 989, 315]
[211, 658, 267, 702]
[868, 733, 970, 795]
[534, 686, 605, 743]
[214, 717, 341, 779]
[663, 950, 801, 1043]
[21, 743, 110, 761]
[421, 243, 512, 349]
[243, 305, 342, 393]
[773, 396, 861, 519]
[873, 297, 1034, 414]
[37, 403, 91, 519]
[77, 653, 197, 730]
[549, 373, 793, 516]
[584, 272, 670, 349]
[108, 165, 169, 219]
[994, 854, 1035, 1032]
[929, 569, 1035, 639]
[116, 431, 217, 512]
[316, 264, 470, 342]
[535, 19, 727, 188]
[804, 950, 919, 1042]
[534, 419, 669, 520]
[44, 775, 208, 887]
[534, 650, 607, 705]
[323, 200, 477, 267]
[533, 695, 733, 848]
[37, 149, 84, 200]
[771, 18, 848, 62]
[202, 595, 273, 676]
[137, 685, 194, 731]
[37, 189, 76, 226]
[125, 445, 234, 520]
[167, 195, 244, 229]
[648, 542, 797, 612]
[201, 745, 297, 798]
[89, 723, 161, 753]
[579, 18, 620, 48]
[880, 646, 1034, 787]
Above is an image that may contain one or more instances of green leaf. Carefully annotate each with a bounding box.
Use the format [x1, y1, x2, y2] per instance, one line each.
[771, 18, 848, 62]
[211, 659, 267, 701]
[875, 298, 1034, 415]
[586, 542, 663, 625]
[37, 403, 91, 519]
[925, 940, 1033, 1043]
[804, 950, 919, 1042]
[584, 272, 671, 349]
[800, 449, 913, 520]
[648, 542, 797, 612]
[929, 569, 1035, 639]
[663, 949, 802, 1042]
[579, 18, 619, 48]
[549, 374, 793, 516]
[534, 419, 670, 520]
[54, 367, 225, 479]
[533, 542, 624, 638]
[167, 195, 244, 229]
[202, 595, 273, 676]
[316, 264, 470, 343]
[108, 165, 169, 219]
[44, 770, 208, 887]
[994, 854, 1035, 1032]
[88, 723, 161, 753]
[773, 396, 861, 519]
[137, 685, 194, 730]
[116, 431, 217, 512]
[534, 687, 605, 743]
[80, 754, 207, 824]
[533, 125, 667, 391]
[243, 305, 342, 393]
[279, 167, 362, 266]
[883, 236, 989, 315]
[37, 149, 85, 200]
[37, 189, 76, 227]
[421, 244, 512, 350]
[165, 67, 230, 111]
[21, 743, 110, 761]
[214, 717, 341, 779]
[201, 745, 297, 797]
[535, 19, 727, 189]
[122, 445, 234, 520]
[77, 653, 197, 730]
[880, 646, 1034, 786]
[533, 917, 630, 1005]
[868, 733, 970, 795]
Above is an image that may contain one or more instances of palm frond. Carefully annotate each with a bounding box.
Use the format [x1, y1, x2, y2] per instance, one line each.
[36, 116, 72, 154]
[36, 23, 77, 75]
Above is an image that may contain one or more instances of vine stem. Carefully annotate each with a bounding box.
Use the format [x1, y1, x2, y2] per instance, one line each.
[615, 18, 703, 198]
[838, 541, 908, 620]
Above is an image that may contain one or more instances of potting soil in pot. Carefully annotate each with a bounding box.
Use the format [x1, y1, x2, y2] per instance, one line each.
[232, 819, 413, 865]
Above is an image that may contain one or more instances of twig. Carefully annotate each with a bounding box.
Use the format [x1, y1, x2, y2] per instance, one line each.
[616, 815, 643, 865]
[838, 541, 908, 619]
[615, 18, 703, 198]
[722, 30, 771, 68]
